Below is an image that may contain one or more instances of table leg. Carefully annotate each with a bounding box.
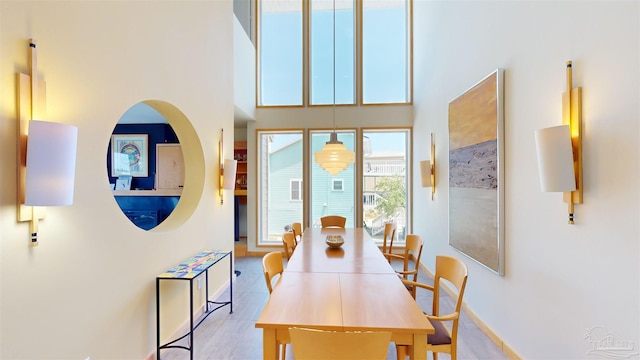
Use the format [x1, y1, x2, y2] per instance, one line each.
[262, 328, 278, 360]
[410, 333, 427, 360]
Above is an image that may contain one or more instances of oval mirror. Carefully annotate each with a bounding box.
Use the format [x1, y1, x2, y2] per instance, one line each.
[107, 102, 184, 231]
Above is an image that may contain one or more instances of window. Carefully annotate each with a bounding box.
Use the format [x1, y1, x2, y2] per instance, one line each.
[310, 0, 355, 105]
[258, 0, 412, 106]
[290, 179, 303, 200]
[258, 131, 304, 245]
[258, 0, 303, 106]
[310, 130, 356, 228]
[362, 0, 411, 104]
[332, 179, 344, 191]
[363, 129, 410, 242]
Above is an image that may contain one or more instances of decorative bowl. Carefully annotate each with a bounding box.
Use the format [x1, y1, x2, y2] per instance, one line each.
[325, 235, 344, 249]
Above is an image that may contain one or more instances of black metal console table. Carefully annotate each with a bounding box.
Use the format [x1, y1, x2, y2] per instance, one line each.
[156, 249, 233, 359]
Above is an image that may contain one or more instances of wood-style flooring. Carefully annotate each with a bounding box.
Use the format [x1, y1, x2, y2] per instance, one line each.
[159, 256, 508, 360]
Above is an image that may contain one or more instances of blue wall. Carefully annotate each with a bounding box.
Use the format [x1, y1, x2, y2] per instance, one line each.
[107, 124, 179, 190]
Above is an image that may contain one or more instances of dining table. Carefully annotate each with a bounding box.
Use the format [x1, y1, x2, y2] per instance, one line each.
[255, 227, 433, 360]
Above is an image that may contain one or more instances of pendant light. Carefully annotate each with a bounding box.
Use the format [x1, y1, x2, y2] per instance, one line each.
[314, 0, 355, 176]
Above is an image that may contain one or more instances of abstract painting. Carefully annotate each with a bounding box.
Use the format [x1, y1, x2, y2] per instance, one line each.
[448, 69, 504, 275]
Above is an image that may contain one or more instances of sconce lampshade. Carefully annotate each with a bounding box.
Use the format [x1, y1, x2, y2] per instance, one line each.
[24, 120, 78, 206]
[222, 159, 237, 190]
[534, 125, 576, 192]
[314, 132, 355, 176]
[420, 160, 432, 187]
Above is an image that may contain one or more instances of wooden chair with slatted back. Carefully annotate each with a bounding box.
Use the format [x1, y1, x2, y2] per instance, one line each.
[289, 328, 391, 360]
[396, 255, 468, 360]
[381, 222, 397, 257]
[291, 222, 303, 244]
[383, 234, 423, 298]
[282, 232, 297, 260]
[262, 251, 287, 359]
[320, 215, 346, 228]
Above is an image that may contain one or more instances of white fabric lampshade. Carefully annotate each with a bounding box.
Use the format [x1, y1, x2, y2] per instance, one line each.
[24, 120, 78, 206]
[534, 125, 576, 192]
[223, 159, 237, 190]
[314, 133, 355, 176]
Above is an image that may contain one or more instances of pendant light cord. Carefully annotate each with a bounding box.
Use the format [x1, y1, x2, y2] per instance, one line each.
[332, 0, 336, 133]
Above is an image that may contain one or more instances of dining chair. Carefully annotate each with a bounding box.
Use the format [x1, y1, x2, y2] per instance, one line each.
[262, 251, 284, 294]
[320, 215, 346, 228]
[282, 232, 297, 260]
[381, 222, 397, 256]
[261, 251, 287, 359]
[383, 234, 423, 298]
[289, 327, 391, 360]
[396, 255, 468, 360]
[291, 222, 303, 244]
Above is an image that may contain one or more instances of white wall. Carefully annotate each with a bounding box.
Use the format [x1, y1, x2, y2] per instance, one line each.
[0, 1, 234, 359]
[412, 1, 639, 358]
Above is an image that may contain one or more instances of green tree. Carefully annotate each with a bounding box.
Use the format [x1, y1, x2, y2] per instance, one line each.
[375, 175, 406, 218]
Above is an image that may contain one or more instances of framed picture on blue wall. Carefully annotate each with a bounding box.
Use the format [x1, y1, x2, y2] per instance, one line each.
[111, 134, 148, 177]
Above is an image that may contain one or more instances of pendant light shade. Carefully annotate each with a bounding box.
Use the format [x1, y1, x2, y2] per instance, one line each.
[315, 132, 355, 176]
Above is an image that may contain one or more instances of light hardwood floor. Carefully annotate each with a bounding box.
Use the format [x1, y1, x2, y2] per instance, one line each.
[159, 256, 508, 360]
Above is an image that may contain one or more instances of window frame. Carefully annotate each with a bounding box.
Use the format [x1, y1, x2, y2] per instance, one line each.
[256, 0, 413, 108]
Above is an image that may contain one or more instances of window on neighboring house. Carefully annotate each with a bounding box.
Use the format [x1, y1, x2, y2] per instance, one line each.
[332, 179, 344, 191]
[257, 131, 304, 245]
[291, 179, 303, 200]
[258, 0, 412, 106]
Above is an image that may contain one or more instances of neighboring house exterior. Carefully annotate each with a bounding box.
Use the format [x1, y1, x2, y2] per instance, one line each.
[263, 137, 304, 240]
[265, 134, 406, 241]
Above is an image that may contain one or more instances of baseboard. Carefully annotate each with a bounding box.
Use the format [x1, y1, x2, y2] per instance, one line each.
[418, 262, 522, 360]
[147, 275, 234, 360]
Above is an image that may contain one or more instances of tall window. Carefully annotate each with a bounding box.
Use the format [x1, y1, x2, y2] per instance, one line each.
[258, 0, 303, 106]
[258, 0, 412, 106]
[258, 131, 304, 245]
[363, 129, 410, 241]
[310, 0, 355, 105]
[310, 130, 356, 228]
[362, 0, 411, 104]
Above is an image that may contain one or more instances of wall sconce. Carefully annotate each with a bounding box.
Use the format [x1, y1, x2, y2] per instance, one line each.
[420, 133, 436, 200]
[17, 39, 78, 246]
[534, 61, 583, 224]
[218, 129, 237, 204]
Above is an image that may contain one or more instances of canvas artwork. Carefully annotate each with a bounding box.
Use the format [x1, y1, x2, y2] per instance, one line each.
[448, 69, 504, 275]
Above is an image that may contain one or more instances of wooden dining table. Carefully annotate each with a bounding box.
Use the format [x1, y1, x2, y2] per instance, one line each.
[255, 228, 433, 360]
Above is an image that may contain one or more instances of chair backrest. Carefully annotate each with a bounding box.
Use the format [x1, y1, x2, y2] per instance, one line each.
[432, 255, 468, 319]
[282, 232, 297, 260]
[262, 251, 284, 294]
[400, 234, 424, 282]
[381, 222, 397, 254]
[320, 215, 346, 228]
[289, 328, 391, 360]
[291, 222, 303, 244]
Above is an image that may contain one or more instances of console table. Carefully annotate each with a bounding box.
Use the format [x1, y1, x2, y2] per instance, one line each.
[156, 249, 233, 359]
